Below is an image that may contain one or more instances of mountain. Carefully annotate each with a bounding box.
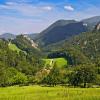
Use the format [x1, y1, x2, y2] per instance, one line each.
[82, 16, 100, 30]
[36, 21, 88, 46]
[1, 16, 100, 46]
[0, 33, 38, 40]
[0, 33, 16, 40]
[94, 22, 100, 31]
[12, 35, 41, 57]
[12, 35, 38, 49]
[35, 16, 100, 46]
[26, 33, 38, 40]
[44, 23, 100, 64]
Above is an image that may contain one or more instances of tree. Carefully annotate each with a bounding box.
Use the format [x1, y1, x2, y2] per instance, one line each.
[0, 63, 8, 87]
[0, 67, 28, 86]
[42, 63, 61, 86]
[14, 72, 28, 85]
[69, 64, 97, 88]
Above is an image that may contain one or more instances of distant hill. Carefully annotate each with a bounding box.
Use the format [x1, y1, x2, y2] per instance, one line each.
[35, 16, 100, 46]
[0, 33, 16, 40]
[36, 21, 88, 46]
[82, 16, 100, 30]
[26, 33, 38, 40]
[12, 35, 41, 57]
[1, 16, 100, 46]
[0, 33, 38, 40]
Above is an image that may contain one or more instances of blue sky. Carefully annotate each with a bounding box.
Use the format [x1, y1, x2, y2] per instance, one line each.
[0, 0, 100, 34]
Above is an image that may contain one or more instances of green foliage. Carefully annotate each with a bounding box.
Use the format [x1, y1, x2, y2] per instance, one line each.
[44, 31, 100, 65]
[0, 39, 45, 87]
[0, 30, 100, 88]
[8, 43, 22, 52]
[42, 63, 63, 86]
[69, 64, 97, 87]
[0, 67, 27, 86]
[13, 71, 28, 85]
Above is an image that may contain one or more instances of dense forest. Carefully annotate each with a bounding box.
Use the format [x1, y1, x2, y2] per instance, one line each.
[0, 22, 100, 88]
[0, 38, 45, 86]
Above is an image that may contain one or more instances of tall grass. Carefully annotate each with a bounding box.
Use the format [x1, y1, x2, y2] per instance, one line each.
[0, 85, 100, 100]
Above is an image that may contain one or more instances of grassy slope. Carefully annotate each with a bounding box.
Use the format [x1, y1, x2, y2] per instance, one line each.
[55, 58, 67, 68]
[44, 58, 67, 68]
[0, 86, 100, 100]
[8, 43, 21, 52]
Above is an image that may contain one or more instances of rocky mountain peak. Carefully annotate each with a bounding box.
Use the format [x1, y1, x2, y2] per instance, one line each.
[95, 22, 100, 31]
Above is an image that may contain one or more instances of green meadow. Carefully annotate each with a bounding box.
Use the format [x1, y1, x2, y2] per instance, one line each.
[0, 86, 100, 100]
[44, 58, 67, 68]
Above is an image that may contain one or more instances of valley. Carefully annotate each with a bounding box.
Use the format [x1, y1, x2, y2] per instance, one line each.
[0, 15, 100, 100]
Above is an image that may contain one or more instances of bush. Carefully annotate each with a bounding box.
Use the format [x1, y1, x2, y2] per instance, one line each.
[0, 67, 28, 86]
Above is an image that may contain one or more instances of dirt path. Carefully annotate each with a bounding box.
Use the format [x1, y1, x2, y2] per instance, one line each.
[50, 59, 54, 66]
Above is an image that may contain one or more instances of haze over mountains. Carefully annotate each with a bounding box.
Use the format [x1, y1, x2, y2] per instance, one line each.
[36, 16, 100, 46]
[0, 16, 100, 46]
[0, 33, 38, 40]
[37, 21, 88, 45]
[0, 33, 16, 40]
[82, 16, 100, 30]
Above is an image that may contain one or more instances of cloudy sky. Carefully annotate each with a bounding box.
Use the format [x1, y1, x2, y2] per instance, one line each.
[0, 0, 100, 34]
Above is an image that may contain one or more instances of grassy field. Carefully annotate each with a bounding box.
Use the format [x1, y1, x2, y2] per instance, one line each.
[0, 85, 100, 100]
[8, 43, 21, 52]
[44, 58, 67, 68]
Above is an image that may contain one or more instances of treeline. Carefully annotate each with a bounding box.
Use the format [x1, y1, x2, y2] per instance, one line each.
[47, 50, 89, 65]
[40, 63, 100, 88]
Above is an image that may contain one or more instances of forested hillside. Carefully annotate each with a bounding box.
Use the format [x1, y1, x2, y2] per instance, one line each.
[44, 23, 100, 65]
[36, 21, 88, 46]
[0, 19, 100, 88]
[0, 39, 44, 86]
[12, 35, 41, 57]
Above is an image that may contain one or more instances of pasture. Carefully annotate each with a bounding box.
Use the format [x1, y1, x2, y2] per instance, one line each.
[44, 58, 67, 68]
[0, 85, 100, 100]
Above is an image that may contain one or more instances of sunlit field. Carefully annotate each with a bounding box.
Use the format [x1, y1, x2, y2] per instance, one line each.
[0, 85, 100, 100]
[44, 58, 67, 68]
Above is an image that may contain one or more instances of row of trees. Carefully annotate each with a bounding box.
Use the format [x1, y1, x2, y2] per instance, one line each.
[41, 63, 99, 88]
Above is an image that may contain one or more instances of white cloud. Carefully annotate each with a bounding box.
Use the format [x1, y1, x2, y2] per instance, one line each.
[5, 2, 16, 5]
[0, 2, 53, 17]
[6, 0, 36, 3]
[0, 1, 99, 34]
[64, 5, 74, 11]
[42, 6, 53, 11]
